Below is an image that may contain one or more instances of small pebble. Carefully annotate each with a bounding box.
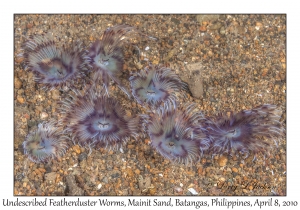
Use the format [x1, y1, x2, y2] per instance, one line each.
[152, 59, 160, 65]
[219, 177, 226, 182]
[22, 182, 27, 188]
[40, 112, 48, 120]
[17, 95, 25, 104]
[218, 155, 228, 167]
[144, 139, 151, 145]
[27, 23, 33, 29]
[232, 167, 238, 173]
[188, 188, 198, 195]
[127, 145, 134, 149]
[149, 187, 156, 195]
[51, 89, 60, 100]
[72, 145, 81, 154]
[116, 18, 122, 24]
[133, 189, 141, 196]
[14, 77, 22, 89]
[197, 167, 203, 175]
[45, 172, 57, 181]
[220, 26, 226, 34]
[261, 68, 269, 76]
[126, 168, 134, 177]
[174, 186, 183, 193]
[15, 56, 24, 63]
[199, 25, 207, 32]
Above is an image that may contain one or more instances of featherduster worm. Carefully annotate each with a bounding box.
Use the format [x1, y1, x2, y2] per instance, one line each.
[60, 87, 141, 150]
[23, 121, 69, 163]
[206, 104, 284, 156]
[129, 64, 188, 108]
[146, 103, 211, 164]
[88, 25, 143, 97]
[22, 33, 89, 89]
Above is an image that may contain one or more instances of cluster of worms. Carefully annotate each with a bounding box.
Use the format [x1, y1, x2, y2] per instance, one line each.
[19, 25, 285, 165]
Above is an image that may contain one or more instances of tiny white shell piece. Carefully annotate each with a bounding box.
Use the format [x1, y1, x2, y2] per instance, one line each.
[188, 188, 198, 195]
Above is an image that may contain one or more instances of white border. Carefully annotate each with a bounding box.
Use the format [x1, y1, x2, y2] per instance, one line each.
[3, 0, 299, 209]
